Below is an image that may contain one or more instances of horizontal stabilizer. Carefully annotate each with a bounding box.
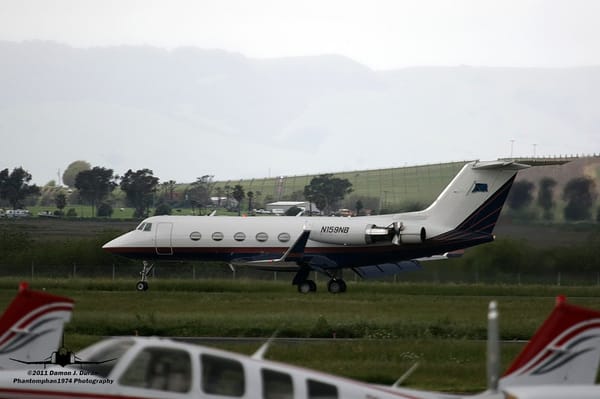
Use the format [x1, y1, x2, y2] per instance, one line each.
[352, 260, 421, 279]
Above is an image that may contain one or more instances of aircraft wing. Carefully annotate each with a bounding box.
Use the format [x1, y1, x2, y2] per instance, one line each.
[230, 230, 311, 270]
[352, 250, 463, 279]
[9, 358, 50, 365]
[415, 250, 465, 262]
[351, 260, 421, 279]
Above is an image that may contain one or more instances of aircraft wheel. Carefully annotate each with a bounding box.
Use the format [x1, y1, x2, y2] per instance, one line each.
[136, 281, 148, 292]
[298, 280, 316, 294]
[327, 279, 346, 294]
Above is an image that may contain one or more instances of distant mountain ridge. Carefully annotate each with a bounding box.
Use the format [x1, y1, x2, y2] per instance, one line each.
[1, 41, 599, 185]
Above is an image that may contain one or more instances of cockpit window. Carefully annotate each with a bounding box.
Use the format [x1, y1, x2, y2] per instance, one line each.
[136, 223, 153, 231]
[120, 347, 191, 393]
[73, 338, 135, 378]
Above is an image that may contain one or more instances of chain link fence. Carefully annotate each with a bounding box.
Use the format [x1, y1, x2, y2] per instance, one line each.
[2, 261, 600, 287]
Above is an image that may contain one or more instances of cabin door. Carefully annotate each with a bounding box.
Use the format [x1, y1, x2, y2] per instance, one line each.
[155, 222, 173, 255]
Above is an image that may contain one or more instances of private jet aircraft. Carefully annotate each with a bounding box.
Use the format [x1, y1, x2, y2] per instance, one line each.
[103, 160, 536, 293]
[0, 293, 599, 399]
[0, 282, 73, 370]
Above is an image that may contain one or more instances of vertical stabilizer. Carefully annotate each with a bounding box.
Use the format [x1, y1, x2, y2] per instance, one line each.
[423, 161, 529, 235]
[500, 298, 600, 387]
[0, 282, 74, 369]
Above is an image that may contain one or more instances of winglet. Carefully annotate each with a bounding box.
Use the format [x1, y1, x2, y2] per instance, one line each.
[279, 229, 311, 262]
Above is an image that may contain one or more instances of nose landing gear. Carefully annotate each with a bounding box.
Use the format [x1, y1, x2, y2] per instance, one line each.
[136, 261, 154, 291]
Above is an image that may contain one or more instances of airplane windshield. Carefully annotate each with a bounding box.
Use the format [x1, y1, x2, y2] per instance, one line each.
[136, 222, 152, 232]
[73, 338, 135, 378]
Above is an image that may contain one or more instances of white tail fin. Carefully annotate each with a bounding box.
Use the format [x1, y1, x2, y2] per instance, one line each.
[0, 282, 74, 370]
[500, 297, 600, 387]
[423, 161, 529, 235]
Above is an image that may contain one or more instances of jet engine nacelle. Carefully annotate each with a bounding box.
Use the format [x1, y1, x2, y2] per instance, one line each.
[308, 220, 427, 246]
[396, 225, 427, 244]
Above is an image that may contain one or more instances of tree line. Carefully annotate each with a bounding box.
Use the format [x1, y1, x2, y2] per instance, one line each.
[1, 160, 599, 222]
[0, 161, 355, 218]
[506, 177, 599, 222]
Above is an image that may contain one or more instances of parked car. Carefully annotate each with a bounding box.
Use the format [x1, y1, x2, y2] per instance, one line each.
[5, 209, 30, 218]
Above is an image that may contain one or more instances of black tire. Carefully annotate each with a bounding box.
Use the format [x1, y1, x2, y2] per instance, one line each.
[308, 280, 317, 292]
[136, 281, 147, 292]
[327, 279, 342, 294]
[298, 281, 312, 294]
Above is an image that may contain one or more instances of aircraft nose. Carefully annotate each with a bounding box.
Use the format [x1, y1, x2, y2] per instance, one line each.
[102, 238, 118, 253]
[102, 234, 128, 254]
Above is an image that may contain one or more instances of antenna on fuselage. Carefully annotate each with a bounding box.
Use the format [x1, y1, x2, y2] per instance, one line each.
[392, 362, 420, 387]
[487, 301, 500, 392]
[252, 330, 279, 360]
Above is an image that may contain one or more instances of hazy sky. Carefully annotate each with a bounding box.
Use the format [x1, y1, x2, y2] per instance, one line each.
[1, 0, 599, 70]
[1, 0, 599, 185]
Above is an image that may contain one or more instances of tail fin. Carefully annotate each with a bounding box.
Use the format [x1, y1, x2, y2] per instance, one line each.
[423, 161, 529, 236]
[0, 282, 74, 369]
[499, 297, 600, 387]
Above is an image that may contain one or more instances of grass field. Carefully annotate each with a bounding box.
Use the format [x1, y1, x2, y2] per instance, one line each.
[2, 278, 599, 392]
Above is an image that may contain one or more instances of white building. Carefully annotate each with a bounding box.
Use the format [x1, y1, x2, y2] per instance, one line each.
[265, 201, 320, 215]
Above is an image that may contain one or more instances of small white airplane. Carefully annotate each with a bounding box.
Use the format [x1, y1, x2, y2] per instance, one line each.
[104, 160, 536, 293]
[0, 282, 73, 370]
[0, 292, 599, 399]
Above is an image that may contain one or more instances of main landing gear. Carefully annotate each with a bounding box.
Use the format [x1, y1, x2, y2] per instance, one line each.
[297, 280, 317, 294]
[293, 267, 347, 294]
[136, 261, 154, 291]
[326, 278, 347, 294]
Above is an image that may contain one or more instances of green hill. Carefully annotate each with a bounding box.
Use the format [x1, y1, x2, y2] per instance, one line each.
[212, 161, 467, 212]
[209, 156, 600, 212]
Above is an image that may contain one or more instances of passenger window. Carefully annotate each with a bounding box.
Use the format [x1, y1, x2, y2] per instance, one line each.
[262, 368, 293, 399]
[307, 379, 338, 399]
[119, 347, 191, 393]
[201, 354, 245, 397]
[277, 233, 291, 243]
[256, 232, 269, 242]
[212, 232, 224, 241]
[189, 231, 202, 241]
[234, 232, 246, 242]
